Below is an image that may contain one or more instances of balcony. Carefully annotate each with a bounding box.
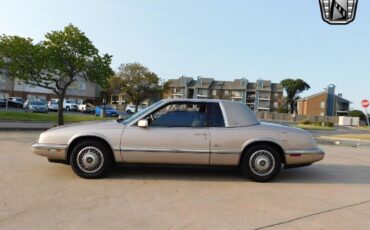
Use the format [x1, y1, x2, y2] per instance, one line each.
[196, 94, 208, 98]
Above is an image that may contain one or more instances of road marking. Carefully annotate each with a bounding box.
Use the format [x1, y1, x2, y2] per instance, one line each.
[255, 200, 370, 230]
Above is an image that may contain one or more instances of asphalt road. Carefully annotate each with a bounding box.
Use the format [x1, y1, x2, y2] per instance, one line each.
[1, 131, 370, 230]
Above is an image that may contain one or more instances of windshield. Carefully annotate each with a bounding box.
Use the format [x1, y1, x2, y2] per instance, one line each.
[121, 101, 164, 125]
[30, 100, 45, 105]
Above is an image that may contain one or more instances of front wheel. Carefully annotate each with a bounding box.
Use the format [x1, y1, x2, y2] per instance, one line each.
[70, 141, 112, 179]
[240, 145, 282, 182]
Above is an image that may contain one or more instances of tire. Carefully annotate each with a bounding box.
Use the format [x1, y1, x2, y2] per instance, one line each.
[70, 140, 112, 179]
[66, 106, 70, 111]
[240, 145, 282, 182]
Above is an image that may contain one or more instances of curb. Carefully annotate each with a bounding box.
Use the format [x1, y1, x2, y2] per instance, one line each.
[0, 128, 49, 131]
[315, 138, 370, 148]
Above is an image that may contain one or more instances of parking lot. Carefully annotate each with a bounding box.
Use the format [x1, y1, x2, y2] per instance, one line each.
[1, 131, 370, 229]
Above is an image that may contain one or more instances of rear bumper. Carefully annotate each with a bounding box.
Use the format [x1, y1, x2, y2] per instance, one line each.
[285, 147, 325, 165]
[32, 143, 68, 160]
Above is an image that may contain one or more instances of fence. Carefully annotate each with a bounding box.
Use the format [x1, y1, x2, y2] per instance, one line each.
[257, 112, 339, 124]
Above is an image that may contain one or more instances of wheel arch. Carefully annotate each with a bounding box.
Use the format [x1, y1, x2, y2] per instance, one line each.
[66, 135, 116, 163]
[239, 140, 286, 166]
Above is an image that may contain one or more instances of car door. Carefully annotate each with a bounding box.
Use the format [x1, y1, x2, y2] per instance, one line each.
[208, 102, 241, 165]
[120, 102, 210, 164]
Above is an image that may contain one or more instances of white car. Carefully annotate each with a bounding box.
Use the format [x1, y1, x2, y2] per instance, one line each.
[125, 105, 145, 114]
[77, 100, 95, 113]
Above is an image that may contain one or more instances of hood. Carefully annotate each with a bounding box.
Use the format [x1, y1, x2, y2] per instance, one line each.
[47, 120, 123, 132]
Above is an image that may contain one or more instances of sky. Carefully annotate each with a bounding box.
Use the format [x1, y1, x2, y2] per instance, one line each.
[0, 0, 369, 110]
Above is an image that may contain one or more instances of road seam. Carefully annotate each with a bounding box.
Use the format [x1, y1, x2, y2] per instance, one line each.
[254, 200, 370, 230]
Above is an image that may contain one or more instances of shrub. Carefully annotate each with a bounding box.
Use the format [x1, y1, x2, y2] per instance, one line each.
[324, 121, 334, 127]
[299, 120, 312, 125]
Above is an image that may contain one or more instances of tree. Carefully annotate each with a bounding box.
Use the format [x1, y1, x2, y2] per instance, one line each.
[116, 63, 165, 111]
[0, 24, 113, 125]
[280, 78, 310, 113]
[348, 110, 366, 121]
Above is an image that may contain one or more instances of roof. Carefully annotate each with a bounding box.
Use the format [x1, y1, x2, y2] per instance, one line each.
[297, 91, 327, 101]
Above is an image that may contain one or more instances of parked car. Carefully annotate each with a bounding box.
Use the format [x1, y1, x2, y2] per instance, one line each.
[48, 100, 59, 111]
[32, 99, 324, 182]
[63, 100, 78, 111]
[125, 105, 145, 114]
[25, 99, 48, 113]
[95, 105, 118, 117]
[0, 98, 5, 107]
[7, 97, 24, 108]
[78, 99, 95, 113]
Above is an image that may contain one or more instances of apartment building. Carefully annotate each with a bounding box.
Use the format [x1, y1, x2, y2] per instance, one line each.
[297, 84, 350, 116]
[0, 71, 101, 103]
[165, 76, 283, 112]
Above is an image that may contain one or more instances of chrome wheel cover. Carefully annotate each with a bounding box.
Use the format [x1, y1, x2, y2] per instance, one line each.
[249, 150, 275, 176]
[76, 146, 104, 174]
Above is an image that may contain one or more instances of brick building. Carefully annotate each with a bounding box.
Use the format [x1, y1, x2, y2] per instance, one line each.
[165, 76, 283, 112]
[297, 84, 350, 116]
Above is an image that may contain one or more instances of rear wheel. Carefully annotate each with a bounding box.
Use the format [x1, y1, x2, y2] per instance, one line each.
[240, 145, 281, 182]
[70, 140, 112, 179]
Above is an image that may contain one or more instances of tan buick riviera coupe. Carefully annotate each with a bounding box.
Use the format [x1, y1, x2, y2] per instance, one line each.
[32, 99, 324, 182]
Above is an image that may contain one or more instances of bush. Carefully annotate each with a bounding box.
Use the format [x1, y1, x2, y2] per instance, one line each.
[277, 106, 289, 113]
[314, 121, 322, 126]
[299, 120, 312, 125]
[324, 121, 334, 127]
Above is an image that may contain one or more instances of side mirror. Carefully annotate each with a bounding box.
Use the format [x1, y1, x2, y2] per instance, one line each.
[138, 119, 148, 128]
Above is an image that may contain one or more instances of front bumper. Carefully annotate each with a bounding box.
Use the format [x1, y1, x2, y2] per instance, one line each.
[32, 143, 68, 160]
[284, 147, 325, 165]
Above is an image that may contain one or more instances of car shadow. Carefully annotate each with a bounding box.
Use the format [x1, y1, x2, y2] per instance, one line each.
[108, 163, 370, 184]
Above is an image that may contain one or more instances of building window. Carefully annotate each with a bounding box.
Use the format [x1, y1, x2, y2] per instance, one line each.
[173, 88, 177, 93]
[320, 101, 325, 109]
[232, 91, 241, 97]
[224, 90, 229, 96]
[212, 90, 217, 96]
[273, 102, 278, 109]
[320, 112, 325, 116]
[17, 80, 22, 86]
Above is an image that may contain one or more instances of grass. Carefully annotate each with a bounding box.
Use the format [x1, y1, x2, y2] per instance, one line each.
[327, 134, 370, 141]
[0, 110, 111, 123]
[295, 124, 336, 131]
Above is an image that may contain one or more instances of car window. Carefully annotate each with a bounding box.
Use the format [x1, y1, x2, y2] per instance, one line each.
[149, 103, 208, 128]
[209, 103, 225, 127]
[122, 101, 164, 125]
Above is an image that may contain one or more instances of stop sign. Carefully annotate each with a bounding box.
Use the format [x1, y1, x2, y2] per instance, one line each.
[362, 99, 369, 108]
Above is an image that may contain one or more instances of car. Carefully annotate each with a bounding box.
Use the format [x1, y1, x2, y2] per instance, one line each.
[48, 100, 59, 111]
[78, 99, 95, 113]
[24, 99, 48, 113]
[0, 98, 5, 107]
[7, 97, 24, 108]
[95, 105, 118, 117]
[125, 105, 145, 114]
[63, 100, 78, 111]
[32, 99, 325, 182]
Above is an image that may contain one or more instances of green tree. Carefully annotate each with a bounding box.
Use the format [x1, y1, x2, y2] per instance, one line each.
[280, 78, 310, 113]
[0, 24, 113, 125]
[116, 63, 165, 111]
[348, 110, 366, 121]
